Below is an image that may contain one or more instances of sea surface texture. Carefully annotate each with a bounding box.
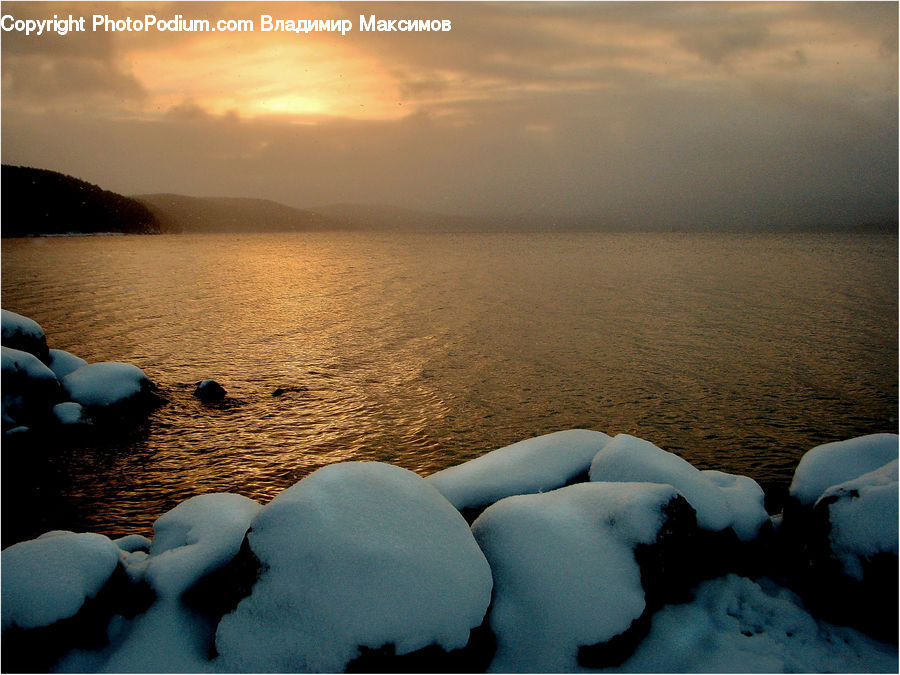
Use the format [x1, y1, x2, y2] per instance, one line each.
[2, 231, 897, 540]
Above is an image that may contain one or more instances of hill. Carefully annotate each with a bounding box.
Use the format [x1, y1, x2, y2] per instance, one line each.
[134, 194, 348, 234]
[1, 165, 160, 237]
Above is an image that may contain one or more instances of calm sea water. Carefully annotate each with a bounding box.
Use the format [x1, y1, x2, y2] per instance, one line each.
[2, 232, 897, 543]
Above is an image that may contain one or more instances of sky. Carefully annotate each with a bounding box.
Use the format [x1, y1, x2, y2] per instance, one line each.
[1, 1, 897, 228]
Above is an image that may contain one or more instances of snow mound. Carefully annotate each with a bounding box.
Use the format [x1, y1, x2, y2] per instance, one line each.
[136, 493, 262, 599]
[427, 429, 612, 511]
[471, 481, 680, 672]
[589, 434, 767, 539]
[53, 401, 89, 426]
[215, 461, 493, 673]
[789, 434, 899, 506]
[1, 309, 49, 361]
[2, 345, 58, 384]
[618, 574, 898, 673]
[61, 362, 152, 409]
[1, 532, 121, 631]
[817, 459, 899, 580]
[48, 349, 89, 380]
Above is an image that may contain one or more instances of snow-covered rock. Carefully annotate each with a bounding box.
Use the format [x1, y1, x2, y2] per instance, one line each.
[48, 349, 89, 380]
[53, 401, 90, 426]
[471, 481, 691, 672]
[61, 362, 156, 411]
[215, 462, 493, 673]
[136, 493, 262, 600]
[789, 434, 899, 507]
[61, 495, 263, 673]
[817, 459, 899, 580]
[1, 531, 121, 632]
[1, 309, 50, 363]
[427, 429, 612, 515]
[618, 574, 898, 673]
[589, 434, 768, 540]
[1, 345, 62, 427]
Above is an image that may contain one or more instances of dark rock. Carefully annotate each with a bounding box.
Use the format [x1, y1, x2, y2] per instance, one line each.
[183, 535, 262, 624]
[193, 379, 227, 401]
[271, 385, 308, 397]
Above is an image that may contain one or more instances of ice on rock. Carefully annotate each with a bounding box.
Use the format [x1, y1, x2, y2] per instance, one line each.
[48, 349, 89, 380]
[471, 481, 681, 672]
[427, 429, 612, 511]
[61, 361, 153, 409]
[1, 531, 121, 631]
[215, 461, 493, 673]
[589, 434, 768, 540]
[789, 434, 899, 507]
[817, 459, 899, 580]
[616, 575, 898, 673]
[1, 309, 49, 362]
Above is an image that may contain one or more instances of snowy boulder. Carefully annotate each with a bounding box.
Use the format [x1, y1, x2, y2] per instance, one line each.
[781, 434, 899, 643]
[471, 481, 697, 671]
[1, 345, 63, 428]
[589, 434, 768, 541]
[215, 462, 494, 673]
[61, 362, 159, 414]
[1, 309, 50, 363]
[193, 379, 227, 401]
[427, 429, 612, 519]
[53, 401, 90, 426]
[48, 349, 88, 380]
[1, 531, 130, 672]
[788, 434, 899, 507]
[68, 494, 264, 673]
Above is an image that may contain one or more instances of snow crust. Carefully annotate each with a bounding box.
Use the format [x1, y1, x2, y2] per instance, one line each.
[48, 349, 89, 380]
[818, 459, 899, 580]
[215, 461, 493, 673]
[471, 481, 679, 672]
[789, 433, 899, 506]
[612, 574, 898, 673]
[427, 429, 612, 510]
[589, 434, 767, 540]
[1, 532, 120, 631]
[61, 362, 151, 408]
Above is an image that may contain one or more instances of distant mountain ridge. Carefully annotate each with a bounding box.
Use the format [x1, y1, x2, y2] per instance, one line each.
[133, 194, 350, 234]
[1, 165, 159, 237]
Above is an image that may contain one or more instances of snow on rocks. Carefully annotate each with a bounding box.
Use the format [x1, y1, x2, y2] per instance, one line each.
[471, 481, 694, 672]
[48, 349, 88, 380]
[788, 433, 899, 507]
[617, 574, 898, 673]
[2, 345, 63, 428]
[1, 531, 129, 673]
[589, 434, 768, 541]
[780, 434, 899, 643]
[2, 531, 121, 631]
[215, 461, 494, 673]
[427, 429, 612, 517]
[1, 309, 50, 363]
[61, 362, 156, 412]
[53, 401, 89, 426]
[819, 459, 898, 580]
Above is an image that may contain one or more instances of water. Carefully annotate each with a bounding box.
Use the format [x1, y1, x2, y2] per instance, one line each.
[2, 231, 897, 544]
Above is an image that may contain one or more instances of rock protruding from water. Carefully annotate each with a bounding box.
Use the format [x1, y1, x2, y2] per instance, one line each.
[194, 379, 227, 401]
[1, 309, 50, 363]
